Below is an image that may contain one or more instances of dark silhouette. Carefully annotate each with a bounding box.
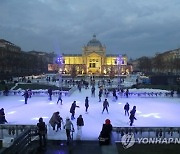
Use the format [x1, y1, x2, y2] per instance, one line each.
[37, 117, 47, 149]
[102, 99, 109, 114]
[0, 108, 8, 124]
[57, 91, 63, 105]
[85, 97, 89, 113]
[70, 101, 80, 120]
[99, 119, 112, 145]
[22, 90, 29, 104]
[124, 102, 130, 116]
[48, 88, 53, 101]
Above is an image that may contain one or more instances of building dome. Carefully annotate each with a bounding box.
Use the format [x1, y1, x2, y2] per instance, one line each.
[87, 35, 102, 47]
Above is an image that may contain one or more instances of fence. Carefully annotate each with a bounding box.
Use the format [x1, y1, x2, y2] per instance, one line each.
[112, 127, 180, 142]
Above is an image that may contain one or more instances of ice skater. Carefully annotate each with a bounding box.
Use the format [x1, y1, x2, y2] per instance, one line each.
[22, 90, 29, 104]
[57, 91, 63, 105]
[64, 117, 74, 144]
[70, 101, 80, 120]
[48, 88, 52, 101]
[91, 86, 95, 97]
[129, 106, 137, 126]
[85, 97, 89, 113]
[124, 102, 130, 116]
[102, 99, 109, 114]
[99, 89, 103, 102]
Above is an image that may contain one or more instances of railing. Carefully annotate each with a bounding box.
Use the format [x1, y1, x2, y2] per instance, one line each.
[0, 125, 37, 154]
[112, 127, 180, 142]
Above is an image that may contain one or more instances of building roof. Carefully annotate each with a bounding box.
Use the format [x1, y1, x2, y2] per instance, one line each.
[87, 35, 102, 47]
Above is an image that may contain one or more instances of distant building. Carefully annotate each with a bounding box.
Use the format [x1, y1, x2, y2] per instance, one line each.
[0, 39, 21, 52]
[62, 35, 132, 75]
[0, 39, 55, 79]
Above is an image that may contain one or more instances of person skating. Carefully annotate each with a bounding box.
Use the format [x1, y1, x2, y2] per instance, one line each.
[48, 88, 53, 101]
[130, 106, 136, 116]
[57, 91, 63, 105]
[129, 112, 137, 126]
[91, 86, 95, 97]
[113, 89, 118, 100]
[64, 117, 74, 144]
[85, 97, 89, 113]
[49, 111, 61, 131]
[22, 90, 29, 104]
[102, 99, 109, 114]
[125, 89, 129, 98]
[99, 89, 103, 102]
[129, 106, 137, 126]
[70, 101, 80, 120]
[37, 117, 47, 150]
[124, 102, 130, 116]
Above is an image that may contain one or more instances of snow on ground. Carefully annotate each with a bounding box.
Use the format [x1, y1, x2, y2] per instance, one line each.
[0, 85, 180, 140]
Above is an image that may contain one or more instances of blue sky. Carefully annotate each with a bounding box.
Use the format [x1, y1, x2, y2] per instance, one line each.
[0, 0, 180, 59]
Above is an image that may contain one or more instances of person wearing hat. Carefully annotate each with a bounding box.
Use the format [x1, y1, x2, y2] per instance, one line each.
[98, 119, 112, 145]
[64, 117, 74, 143]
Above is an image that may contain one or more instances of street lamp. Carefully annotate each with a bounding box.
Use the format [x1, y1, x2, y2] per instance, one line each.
[117, 55, 122, 89]
[56, 56, 64, 91]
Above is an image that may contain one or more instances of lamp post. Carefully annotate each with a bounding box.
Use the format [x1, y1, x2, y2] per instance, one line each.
[56, 56, 64, 91]
[117, 55, 122, 89]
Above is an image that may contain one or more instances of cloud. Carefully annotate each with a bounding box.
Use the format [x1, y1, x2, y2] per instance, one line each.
[0, 0, 180, 58]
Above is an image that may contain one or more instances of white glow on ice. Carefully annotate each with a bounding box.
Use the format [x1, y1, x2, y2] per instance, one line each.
[139, 113, 161, 119]
[118, 102, 122, 104]
[7, 111, 16, 115]
[49, 102, 55, 105]
[19, 100, 25, 102]
[136, 110, 142, 114]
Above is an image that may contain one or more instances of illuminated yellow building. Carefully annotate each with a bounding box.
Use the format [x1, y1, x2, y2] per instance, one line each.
[63, 35, 132, 75]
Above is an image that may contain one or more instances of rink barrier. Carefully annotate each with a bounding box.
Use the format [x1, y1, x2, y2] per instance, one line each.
[112, 127, 180, 142]
[0, 90, 71, 97]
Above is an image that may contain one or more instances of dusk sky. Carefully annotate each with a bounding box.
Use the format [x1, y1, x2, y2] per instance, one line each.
[0, 0, 180, 59]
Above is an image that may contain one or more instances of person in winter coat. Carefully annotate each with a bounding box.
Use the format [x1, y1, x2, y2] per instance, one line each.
[130, 106, 136, 116]
[64, 117, 74, 143]
[22, 90, 29, 104]
[0, 108, 8, 124]
[99, 89, 103, 102]
[48, 88, 53, 101]
[49, 111, 60, 131]
[113, 89, 118, 100]
[37, 117, 47, 149]
[56, 114, 63, 132]
[77, 115, 84, 130]
[70, 101, 80, 120]
[124, 102, 130, 116]
[57, 91, 63, 105]
[129, 112, 137, 126]
[102, 99, 109, 114]
[99, 119, 112, 145]
[85, 97, 89, 113]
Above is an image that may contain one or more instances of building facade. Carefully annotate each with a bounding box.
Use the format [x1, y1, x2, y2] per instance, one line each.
[63, 35, 132, 75]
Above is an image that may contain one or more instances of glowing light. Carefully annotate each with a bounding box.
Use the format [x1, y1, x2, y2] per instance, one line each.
[118, 102, 122, 104]
[7, 111, 16, 115]
[19, 100, 25, 102]
[49, 102, 55, 105]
